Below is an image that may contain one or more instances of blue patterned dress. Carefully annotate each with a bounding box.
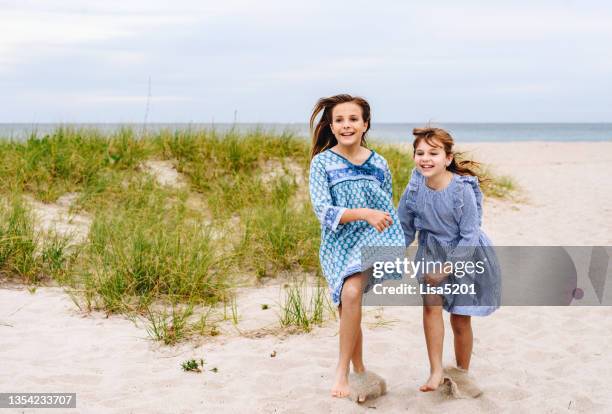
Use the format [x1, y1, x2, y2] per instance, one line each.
[398, 168, 501, 316]
[309, 149, 406, 306]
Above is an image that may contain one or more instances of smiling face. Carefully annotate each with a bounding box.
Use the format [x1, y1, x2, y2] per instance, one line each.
[414, 138, 453, 177]
[330, 102, 369, 148]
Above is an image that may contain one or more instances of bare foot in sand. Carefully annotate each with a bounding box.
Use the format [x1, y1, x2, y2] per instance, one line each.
[419, 370, 444, 392]
[331, 368, 350, 398]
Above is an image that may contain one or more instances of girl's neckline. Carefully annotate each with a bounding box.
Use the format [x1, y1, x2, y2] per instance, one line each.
[423, 172, 456, 193]
[328, 148, 375, 167]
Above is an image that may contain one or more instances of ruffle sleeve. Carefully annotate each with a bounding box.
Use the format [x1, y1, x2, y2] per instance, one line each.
[452, 175, 483, 226]
[397, 168, 422, 246]
[447, 175, 483, 267]
[309, 155, 346, 232]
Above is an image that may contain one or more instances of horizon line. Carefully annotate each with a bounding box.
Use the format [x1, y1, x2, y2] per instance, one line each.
[2, 121, 612, 125]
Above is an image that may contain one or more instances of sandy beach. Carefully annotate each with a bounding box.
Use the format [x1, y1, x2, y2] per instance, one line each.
[2, 141, 612, 413]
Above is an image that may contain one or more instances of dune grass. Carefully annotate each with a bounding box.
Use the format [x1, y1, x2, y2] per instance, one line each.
[145, 303, 194, 345]
[280, 278, 334, 332]
[0, 126, 515, 342]
[0, 196, 77, 284]
[0, 197, 40, 282]
[480, 172, 518, 199]
[82, 175, 226, 313]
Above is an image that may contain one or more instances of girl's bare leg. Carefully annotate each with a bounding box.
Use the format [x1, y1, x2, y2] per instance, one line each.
[337, 307, 366, 373]
[420, 303, 444, 392]
[450, 314, 473, 370]
[352, 326, 365, 373]
[332, 272, 367, 397]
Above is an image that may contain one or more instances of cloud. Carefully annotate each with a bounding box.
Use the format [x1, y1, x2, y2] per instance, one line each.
[1, 0, 611, 122]
[0, 9, 192, 70]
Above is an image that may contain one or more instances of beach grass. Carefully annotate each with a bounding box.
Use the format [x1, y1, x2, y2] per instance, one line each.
[279, 278, 333, 332]
[480, 173, 517, 199]
[0, 127, 514, 342]
[145, 302, 194, 345]
[82, 175, 226, 313]
[0, 197, 40, 282]
[0, 196, 79, 284]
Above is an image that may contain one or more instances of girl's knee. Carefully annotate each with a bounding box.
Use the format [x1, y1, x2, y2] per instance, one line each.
[423, 305, 443, 317]
[341, 282, 362, 306]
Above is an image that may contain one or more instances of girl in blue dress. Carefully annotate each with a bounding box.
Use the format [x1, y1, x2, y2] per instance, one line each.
[398, 127, 501, 393]
[309, 94, 405, 398]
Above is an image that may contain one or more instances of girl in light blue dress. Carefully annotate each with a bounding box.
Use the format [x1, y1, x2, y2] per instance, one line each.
[398, 127, 501, 393]
[309, 94, 405, 399]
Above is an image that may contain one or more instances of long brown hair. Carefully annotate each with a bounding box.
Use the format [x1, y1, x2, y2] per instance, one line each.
[412, 127, 487, 183]
[309, 94, 371, 159]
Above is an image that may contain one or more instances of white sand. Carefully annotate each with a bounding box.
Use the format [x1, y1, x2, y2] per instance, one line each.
[461, 142, 612, 246]
[1, 142, 612, 413]
[28, 193, 91, 245]
[141, 160, 188, 189]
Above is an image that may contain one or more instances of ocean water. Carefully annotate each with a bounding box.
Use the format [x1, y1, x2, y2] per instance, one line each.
[0, 123, 611, 143]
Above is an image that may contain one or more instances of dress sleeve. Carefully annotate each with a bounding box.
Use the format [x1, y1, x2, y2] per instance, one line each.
[382, 160, 393, 199]
[398, 169, 421, 247]
[447, 182, 481, 266]
[309, 156, 346, 232]
[398, 188, 416, 246]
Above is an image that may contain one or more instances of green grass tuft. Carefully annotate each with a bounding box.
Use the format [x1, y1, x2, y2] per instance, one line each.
[280, 278, 333, 332]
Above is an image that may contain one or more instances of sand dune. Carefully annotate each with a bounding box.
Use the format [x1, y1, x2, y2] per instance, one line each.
[1, 142, 611, 413]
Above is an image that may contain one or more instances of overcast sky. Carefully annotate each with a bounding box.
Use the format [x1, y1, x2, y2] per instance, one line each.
[1, 0, 611, 122]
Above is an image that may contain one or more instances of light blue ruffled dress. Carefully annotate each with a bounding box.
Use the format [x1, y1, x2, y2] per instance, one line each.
[309, 149, 406, 306]
[398, 168, 501, 316]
